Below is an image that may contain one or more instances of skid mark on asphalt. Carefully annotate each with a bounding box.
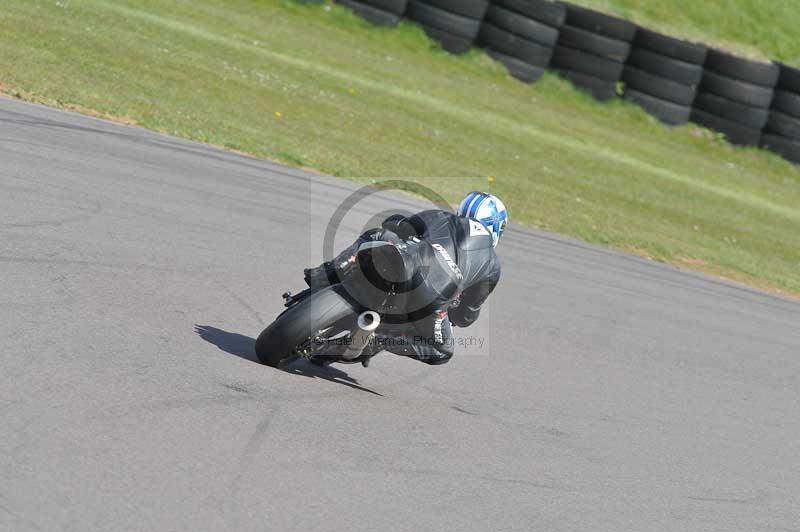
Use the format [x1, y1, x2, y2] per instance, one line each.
[285, 463, 572, 493]
[221, 382, 253, 394]
[0, 255, 187, 274]
[1, 202, 102, 229]
[218, 282, 265, 327]
[111, 392, 258, 417]
[685, 492, 768, 505]
[235, 406, 279, 475]
[0, 492, 43, 532]
[415, 386, 572, 441]
[218, 405, 280, 527]
[391, 467, 569, 491]
[0, 493, 12, 516]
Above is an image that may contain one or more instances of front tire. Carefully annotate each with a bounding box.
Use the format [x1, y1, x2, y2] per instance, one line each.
[255, 286, 359, 368]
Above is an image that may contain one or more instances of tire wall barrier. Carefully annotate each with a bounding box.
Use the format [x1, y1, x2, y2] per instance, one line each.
[334, 0, 409, 26]
[551, 4, 636, 101]
[761, 64, 800, 162]
[408, 0, 491, 54]
[321, 0, 799, 164]
[692, 49, 778, 146]
[623, 30, 706, 125]
[477, 1, 565, 84]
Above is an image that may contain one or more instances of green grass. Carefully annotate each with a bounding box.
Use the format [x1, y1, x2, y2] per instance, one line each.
[571, 0, 800, 62]
[1, 0, 799, 295]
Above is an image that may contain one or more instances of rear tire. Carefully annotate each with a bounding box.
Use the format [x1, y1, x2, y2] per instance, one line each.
[557, 24, 631, 62]
[690, 109, 762, 146]
[704, 49, 779, 87]
[563, 3, 637, 42]
[409, 1, 482, 38]
[493, 0, 566, 27]
[633, 28, 707, 64]
[418, 0, 489, 18]
[551, 45, 624, 81]
[419, 24, 474, 53]
[622, 66, 697, 106]
[764, 111, 800, 140]
[479, 23, 554, 65]
[488, 50, 547, 83]
[623, 89, 691, 125]
[693, 92, 769, 129]
[361, 0, 408, 14]
[771, 90, 800, 119]
[627, 48, 704, 85]
[778, 63, 800, 92]
[484, 5, 559, 46]
[699, 71, 774, 107]
[761, 134, 800, 163]
[555, 69, 618, 101]
[255, 286, 359, 368]
[336, 0, 402, 25]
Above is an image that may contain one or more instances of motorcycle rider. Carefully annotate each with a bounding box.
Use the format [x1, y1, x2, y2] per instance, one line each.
[304, 191, 507, 366]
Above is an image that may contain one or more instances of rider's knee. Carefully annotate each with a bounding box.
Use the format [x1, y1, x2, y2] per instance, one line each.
[421, 344, 453, 365]
[422, 354, 452, 365]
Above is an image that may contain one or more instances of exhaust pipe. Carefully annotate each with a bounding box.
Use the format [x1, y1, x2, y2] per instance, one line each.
[341, 311, 381, 360]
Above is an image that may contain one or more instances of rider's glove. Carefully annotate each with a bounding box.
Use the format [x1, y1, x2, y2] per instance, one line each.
[303, 255, 357, 288]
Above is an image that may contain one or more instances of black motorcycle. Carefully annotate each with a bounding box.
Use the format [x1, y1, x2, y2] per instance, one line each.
[255, 238, 461, 368]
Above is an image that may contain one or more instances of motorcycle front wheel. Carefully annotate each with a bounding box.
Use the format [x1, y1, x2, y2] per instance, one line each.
[255, 285, 360, 368]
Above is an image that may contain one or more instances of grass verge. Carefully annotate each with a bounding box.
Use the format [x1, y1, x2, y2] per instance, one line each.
[1, 0, 799, 296]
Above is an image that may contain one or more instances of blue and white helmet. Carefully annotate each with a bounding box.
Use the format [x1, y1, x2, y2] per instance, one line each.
[457, 191, 508, 247]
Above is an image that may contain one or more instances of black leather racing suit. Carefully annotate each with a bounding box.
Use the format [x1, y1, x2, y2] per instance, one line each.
[306, 209, 502, 365]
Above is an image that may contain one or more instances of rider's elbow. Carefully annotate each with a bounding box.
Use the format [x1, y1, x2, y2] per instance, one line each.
[450, 313, 477, 328]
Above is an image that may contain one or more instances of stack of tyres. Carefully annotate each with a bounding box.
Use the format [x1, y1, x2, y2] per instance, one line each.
[691, 49, 779, 146]
[478, 0, 566, 83]
[408, 0, 490, 54]
[335, 0, 409, 26]
[550, 3, 636, 101]
[623, 29, 706, 125]
[761, 64, 800, 163]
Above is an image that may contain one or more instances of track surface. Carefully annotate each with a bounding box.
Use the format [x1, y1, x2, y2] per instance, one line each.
[2, 97, 800, 531]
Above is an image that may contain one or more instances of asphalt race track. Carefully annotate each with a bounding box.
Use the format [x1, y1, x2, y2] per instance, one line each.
[2, 96, 800, 531]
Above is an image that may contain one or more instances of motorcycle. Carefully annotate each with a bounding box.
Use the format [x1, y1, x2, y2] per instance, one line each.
[255, 237, 461, 368]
